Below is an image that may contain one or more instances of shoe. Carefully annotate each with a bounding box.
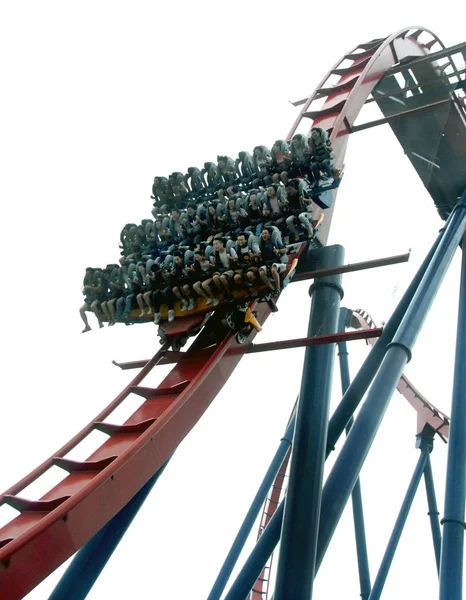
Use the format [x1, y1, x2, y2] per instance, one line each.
[180, 300, 188, 312]
[109, 319, 115, 327]
[153, 312, 161, 324]
[307, 227, 315, 238]
[168, 309, 175, 322]
[138, 309, 145, 317]
[147, 308, 154, 315]
[188, 299, 196, 310]
[81, 325, 91, 334]
[205, 297, 213, 306]
[213, 298, 220, 306]
[99, 321, 104, 328]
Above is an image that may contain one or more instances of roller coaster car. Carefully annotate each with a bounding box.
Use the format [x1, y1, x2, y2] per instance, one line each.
[121, 244, 304, 349]
[158, 312, 211, 350]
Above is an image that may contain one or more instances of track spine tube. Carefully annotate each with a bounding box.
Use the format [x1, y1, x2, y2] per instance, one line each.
[423, 452, 442, 573]
[439, 220, 466, 600]
[48, 460, 171, 600]
[338, 309, 371, 600]
[326, 216, 449, 456]
[317, 198, 466, 572]
[274, 244, 344, 600]
[206, 414, 296, 600]
[368, 441, 430, 600]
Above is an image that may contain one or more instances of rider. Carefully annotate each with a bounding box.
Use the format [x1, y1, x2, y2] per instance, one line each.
[258, 227, 288, 294]
[309, 127, 335, 185]
[285, 178, 315, 240]
[232, 231, 260, 288]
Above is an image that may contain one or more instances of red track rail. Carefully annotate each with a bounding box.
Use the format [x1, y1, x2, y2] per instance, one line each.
[0, 26, 462, 598]
[286, 27, 455, 246]
[0, 294, 282, 598]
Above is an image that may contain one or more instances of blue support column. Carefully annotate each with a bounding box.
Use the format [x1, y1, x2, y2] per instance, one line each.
[224, 501, 284, 600]
[326, 221, 447, 456]
[274, 244, 345, 600]
[49, 460, 170, 600]
[316, 195, 466, 572]
[439, 225, 466, 600]
[368, 437, 430, 600]
[423, 452, 442, 573]
[338, 308, 371, 600]
[224, 206, 464, 600]
[207, 414, 296, 600]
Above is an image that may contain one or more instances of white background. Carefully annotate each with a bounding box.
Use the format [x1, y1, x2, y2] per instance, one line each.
[0, 2, 464, 598]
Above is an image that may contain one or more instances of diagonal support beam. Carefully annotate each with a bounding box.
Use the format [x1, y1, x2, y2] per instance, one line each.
[244, 329, 382, 354]
[293, 252, 410, 283]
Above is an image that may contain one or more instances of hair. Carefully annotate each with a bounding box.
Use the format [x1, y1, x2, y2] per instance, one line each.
[173, 250, 184, 259]
[213, 236, 225, 246]
[236, 231, 247, 239]
[286, 179, 300, 191]
[194, 249, 204, 256]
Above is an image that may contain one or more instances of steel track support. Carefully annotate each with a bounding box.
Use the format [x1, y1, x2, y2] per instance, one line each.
[439, 223, 466, 600]
[223, 218, 456, 600]
[48, 460, 171, 600]
[316, 194, 466, 572]
[424, 451, 442, 573]
[326, 217, 449, 458]
[368, 437, 431, 600]
[338, 308, 371, 600]
[274, 244, 345, 600]
[207, 414, 296, 600]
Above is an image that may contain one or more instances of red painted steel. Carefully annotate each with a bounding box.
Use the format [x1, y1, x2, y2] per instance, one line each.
[351, 309, 450, 438]
[286, 27, 448, 246]
[243, 328, 383, 354]
[292, 252, 411, 283]
[0, 248, 303, 598]
[249, 449, 291, 600]
[0, 26, 460, 599]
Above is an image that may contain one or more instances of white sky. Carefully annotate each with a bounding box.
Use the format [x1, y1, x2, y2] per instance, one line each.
[0, 2, 465, 598]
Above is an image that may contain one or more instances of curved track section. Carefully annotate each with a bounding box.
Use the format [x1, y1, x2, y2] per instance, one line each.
[288, 27, 466, 243]
[0, 295, 283, 598]
[0, 27, 464, 598]
[351, 309, 450, 439]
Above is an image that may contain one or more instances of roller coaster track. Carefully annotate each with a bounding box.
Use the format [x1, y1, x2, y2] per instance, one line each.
[0, 26, 464, 599]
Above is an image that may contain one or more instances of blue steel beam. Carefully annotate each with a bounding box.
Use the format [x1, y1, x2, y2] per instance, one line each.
[439, 223, 466, 600]
[338, 308, 371, 600]
[274, 244, 344, 600]
[368, 440, 430, 600]
[224, 220, 450, 600]
[224, 502, 284, 600]
[49, 460, 170, 600]
[207, 413, 296, 600]
[317, 194, 466, 572]
[223, 210, 462, 599]
[326, 220, 447, 455]
[423, 451, 442, 573]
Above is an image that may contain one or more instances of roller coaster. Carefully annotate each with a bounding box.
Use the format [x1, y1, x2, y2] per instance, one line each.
[1, 26, 465, 600]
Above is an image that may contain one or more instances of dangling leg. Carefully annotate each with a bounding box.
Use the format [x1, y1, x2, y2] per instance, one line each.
[80, 303, 91, 333]
[91, 300, 104, 328]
